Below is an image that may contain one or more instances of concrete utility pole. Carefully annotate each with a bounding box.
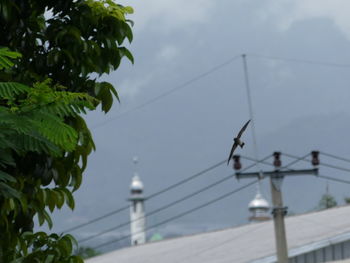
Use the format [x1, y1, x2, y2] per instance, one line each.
[233, 152, 319, 263]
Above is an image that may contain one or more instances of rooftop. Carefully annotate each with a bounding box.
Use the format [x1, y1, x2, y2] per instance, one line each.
[87, 205, 350, 263]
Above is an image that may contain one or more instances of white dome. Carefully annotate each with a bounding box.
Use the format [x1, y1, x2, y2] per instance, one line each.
[130, 175, 144, 191]
[248, 193, 269, 210]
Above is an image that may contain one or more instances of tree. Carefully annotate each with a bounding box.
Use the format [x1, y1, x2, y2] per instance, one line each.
[318, 193, 337, 210]
[0, 0, 133, 261]
[344, 197, 350, 204]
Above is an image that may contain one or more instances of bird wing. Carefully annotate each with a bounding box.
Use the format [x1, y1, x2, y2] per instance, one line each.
[227, 143, 238, 165]
[237, 119, 251, 138]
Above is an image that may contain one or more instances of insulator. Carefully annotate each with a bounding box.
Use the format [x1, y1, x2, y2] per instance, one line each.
[311, 151, 319, 166]
[273, 152, 281, 168]
[233, 155, 241, 170]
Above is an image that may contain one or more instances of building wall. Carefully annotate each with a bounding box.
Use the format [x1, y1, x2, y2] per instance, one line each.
[287, 240, 350, 263]
[130, 201, 146, 246]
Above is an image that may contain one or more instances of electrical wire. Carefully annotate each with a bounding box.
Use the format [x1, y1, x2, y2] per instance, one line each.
[79, 172, 233, 243]
[91, 53, 350, 130]
[241, 154, 350, 185]
[319, 151, 350, 164]
[91, 55, 241, 129]
[248, 54, 350, 69]
[317, 174, 350, 185]
[78, 155, 272, 243]
[280, 153, 312, 169]
[62, 159, 228, 233]
[92, 179, 259, 250]
[241, 153, 311, 171]
[177, 153, 350, 262]
[283, 152, 350, 173]
[90, 153, 324, 250]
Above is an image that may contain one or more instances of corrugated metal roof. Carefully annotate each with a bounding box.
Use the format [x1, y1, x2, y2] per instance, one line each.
[86, 205, 350, 263]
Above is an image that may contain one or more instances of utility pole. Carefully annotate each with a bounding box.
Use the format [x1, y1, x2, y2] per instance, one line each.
[232, 152, 319, 263]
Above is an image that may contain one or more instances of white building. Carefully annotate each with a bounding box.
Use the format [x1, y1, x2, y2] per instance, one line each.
[87, 205, 350, 263]
[248, 188, 270, 222]
[129, 175, 146, 246]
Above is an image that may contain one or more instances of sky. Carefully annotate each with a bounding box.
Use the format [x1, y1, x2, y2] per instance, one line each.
[40, 0, 350, 252]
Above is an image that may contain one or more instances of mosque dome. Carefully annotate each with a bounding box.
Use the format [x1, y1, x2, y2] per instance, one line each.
[248, 193, 269, 211]
[130, 175, 144, 192]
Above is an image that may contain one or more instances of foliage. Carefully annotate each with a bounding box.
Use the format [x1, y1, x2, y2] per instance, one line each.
[0, 0, 133, 261]
[318, 193, 337, 210]
[75, 246, 101, 259]
[14, 232, 83, 263]
[0, 48, 96, 262]
[344, 197, 350, 204]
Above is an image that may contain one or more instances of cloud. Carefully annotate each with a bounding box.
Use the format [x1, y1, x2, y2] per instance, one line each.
[262, 60, 294, 90]
[118, 0, 214, 32]
[118, 74, 154, 99]
[260, 0, 350, 39]
[156, 45, 179, 62]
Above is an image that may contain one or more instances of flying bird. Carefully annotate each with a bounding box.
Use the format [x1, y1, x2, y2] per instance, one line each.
[227, 120, 251, 165]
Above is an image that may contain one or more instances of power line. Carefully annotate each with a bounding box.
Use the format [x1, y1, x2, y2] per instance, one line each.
[184, 154, 335, 262]
[91, 55, 241, 129]
[177, 154, 322, 262]
[185, 171, 350, 263]
[89, 52, 350, 130]
[283, 152, 350, 173]
[66, 152, 321, 234]
[79, 172, 234, 243]
[63, 204, 130, 234]
[240, 154, 296, 169]
[92, 179, 259, 250]
[248, 54, 350, 69]
[63, 159, 228, 233]
[318, 174, 350, 185]
[241, 154, 350, 186]
[78, 155, 271, 243]
[91, 154, 310, 249]
[320, 151, 350, 164]
[241, 152, 311, 172]
[146, 159, 226, 200]
[91, 53, 350, 130]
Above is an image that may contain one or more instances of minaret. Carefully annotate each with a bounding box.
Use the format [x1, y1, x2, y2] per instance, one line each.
[248, 182, 270, 222]
[129, 157, 146, 246]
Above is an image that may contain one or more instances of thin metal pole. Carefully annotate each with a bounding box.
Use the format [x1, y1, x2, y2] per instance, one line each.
[242, 54, 263, 181]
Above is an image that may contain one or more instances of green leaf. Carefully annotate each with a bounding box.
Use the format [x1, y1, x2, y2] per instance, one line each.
[61, 188, 75, 210]
[119, 47, 134, 64]
[0, 47, 21, 70]
[47, 189, 56, 212]
[37, 211, 45, 226]
[96, 82, 119, 112]
[63, 234, 78, 249]
[44, 254, 55, 263]
[0, 170, 16, 183]
[0, 182, 21, 199]
[0, 82, 30, 98]
[53, 189, 65, 209]
[43, 209, 53, 229]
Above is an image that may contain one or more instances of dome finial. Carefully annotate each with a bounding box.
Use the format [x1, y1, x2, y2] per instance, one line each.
[248, 181, 270, 222]
[133, 156, 139, 177]
[130, 156, 143, 192]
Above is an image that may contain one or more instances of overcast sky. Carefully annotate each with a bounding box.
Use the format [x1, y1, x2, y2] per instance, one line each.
[41, 0, 350, 252]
